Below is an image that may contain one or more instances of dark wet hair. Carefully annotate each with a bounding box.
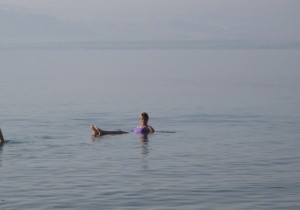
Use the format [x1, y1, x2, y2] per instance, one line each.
[140, 112, 149, 121]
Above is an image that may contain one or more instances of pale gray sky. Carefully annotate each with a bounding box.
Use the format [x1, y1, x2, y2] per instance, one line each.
[1, 0, 298, 13]
[1, 0, 299, 42]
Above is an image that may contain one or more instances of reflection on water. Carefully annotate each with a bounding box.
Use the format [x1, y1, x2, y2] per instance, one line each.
[91, 135, 101, 143]
[140, 140, 149, 156]
[140, 140, 149, 170]
[138, 133, 149, 142]
[0, 144, 3, 167]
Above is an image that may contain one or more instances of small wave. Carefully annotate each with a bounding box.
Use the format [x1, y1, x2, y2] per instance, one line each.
[41, 135, 56, 140]
[130, 130, 176, 134]
[155, 131, 176, 133]
[1, 140, 24, 145]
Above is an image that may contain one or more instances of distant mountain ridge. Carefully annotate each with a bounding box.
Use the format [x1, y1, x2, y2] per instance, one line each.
[0, 5, 94, 42]
[1, 4, 299, 48]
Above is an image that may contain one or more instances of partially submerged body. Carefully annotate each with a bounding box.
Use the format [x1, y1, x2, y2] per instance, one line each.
[134, 112, 155, 134]
[0, 129, 4, 146]
[90, 124, 128, 136]
[90, 112, 154, 137]
[133, 125, 154, 134]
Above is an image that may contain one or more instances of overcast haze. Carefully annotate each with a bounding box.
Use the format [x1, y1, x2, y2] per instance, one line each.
[0, 0, 300, 43]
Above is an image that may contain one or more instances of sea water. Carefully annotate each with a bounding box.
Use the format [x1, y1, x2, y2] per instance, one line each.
[0, 44, 299, 209]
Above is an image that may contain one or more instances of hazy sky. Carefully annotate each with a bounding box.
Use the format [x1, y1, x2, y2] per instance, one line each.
[1, 0, 298, 13]
[1, 0, 299, 41]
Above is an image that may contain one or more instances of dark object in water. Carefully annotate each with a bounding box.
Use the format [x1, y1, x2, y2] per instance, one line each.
[0, 128, 4, 146]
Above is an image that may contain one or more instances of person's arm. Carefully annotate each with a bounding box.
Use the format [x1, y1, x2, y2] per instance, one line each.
[0, 129, 4, 146]
[148, 126, 155, 133]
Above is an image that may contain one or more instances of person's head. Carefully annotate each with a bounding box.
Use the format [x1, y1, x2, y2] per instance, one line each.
[140, 112, 149, 124]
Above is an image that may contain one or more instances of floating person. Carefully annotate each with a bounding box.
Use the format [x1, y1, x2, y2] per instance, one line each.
[134, 112, 155, 134]
[90, 112, 155, 137]
[0, 128, 4, 146]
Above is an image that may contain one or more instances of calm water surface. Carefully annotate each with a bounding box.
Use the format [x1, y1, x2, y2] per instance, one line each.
[0, 47, 300, 209]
